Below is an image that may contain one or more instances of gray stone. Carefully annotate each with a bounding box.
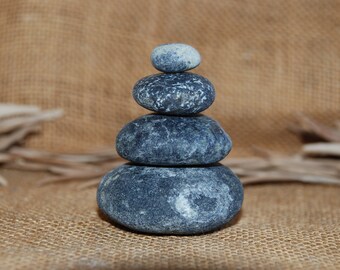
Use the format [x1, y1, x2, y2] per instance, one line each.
[116, 114, 232, 166]
[133, 73, 215, 115]
[151, 43, 201, 73]
[97, 163, 243, 235]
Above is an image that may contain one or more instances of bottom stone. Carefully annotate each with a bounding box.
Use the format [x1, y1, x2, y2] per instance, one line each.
[97, 163, 243, 235]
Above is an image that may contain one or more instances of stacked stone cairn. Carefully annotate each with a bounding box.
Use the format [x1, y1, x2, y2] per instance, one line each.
[97, 43, 244, 235]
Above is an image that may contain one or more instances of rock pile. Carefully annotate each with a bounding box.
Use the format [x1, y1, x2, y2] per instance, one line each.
[97, 43, 243, 235]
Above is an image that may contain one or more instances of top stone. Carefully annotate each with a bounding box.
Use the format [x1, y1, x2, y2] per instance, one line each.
[151, 43, 201, 73]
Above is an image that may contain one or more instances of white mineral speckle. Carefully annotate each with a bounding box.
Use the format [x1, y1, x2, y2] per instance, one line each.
[174, 192, 198, 219]
[167, 171, 176, 177]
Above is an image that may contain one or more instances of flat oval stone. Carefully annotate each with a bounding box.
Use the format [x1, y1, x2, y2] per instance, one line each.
[97, 164, 244, 235]
[116, 114, 232, 166]
[133, 73, 215, 115]
[151, 43, 201, 73]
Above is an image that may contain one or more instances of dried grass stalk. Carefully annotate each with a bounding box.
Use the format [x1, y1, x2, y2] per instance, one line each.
[0, 109, 63, 134]
[9, 147, 116, 164]
[0, 174, 7, 186]
[0, 104, 40, 119]
[0, 125, 40, 151]
[303, 143, 340, 157]
[241, 173, 340, 185]
[289, 113, 340, 142]
[36, 160, 126, 186]
[0, 104, 339, 189]
[0, 153, 13, 163]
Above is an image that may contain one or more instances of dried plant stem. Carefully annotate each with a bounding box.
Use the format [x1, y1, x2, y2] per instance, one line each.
[3, 159, 87, 174]
[9, 147, 117, 164]
[303, 143, 340, 157]
[0, 153, 13, 163]
[37, 171, 106, 186]
[36, 160, 126, 186]
[0, 109, 63, 134]
[0, 174, 7, 186]
[0, 125, 39, 151]
[76, 178, 102, 190]
[241, 173, 340, 185]
[289, 113, 340, 142]
[0, 104, 40, 120]
[0, 105, 339, 189]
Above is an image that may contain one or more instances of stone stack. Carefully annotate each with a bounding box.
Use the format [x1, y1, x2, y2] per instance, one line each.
[97, 43, 243, 235]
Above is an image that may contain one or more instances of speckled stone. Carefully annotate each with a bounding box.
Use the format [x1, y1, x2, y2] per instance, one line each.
[133, 73, 215, 115]
[116, 114, 232, 166]
[151, 43, 201, 73]
[97, 163, 243, 235]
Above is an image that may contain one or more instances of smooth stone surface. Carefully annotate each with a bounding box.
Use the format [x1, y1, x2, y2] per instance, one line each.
[116, 114, 232, 166]
[97, 163, 244, 235]
[151, 43, 201, 73]
[133, 73, 215, 115]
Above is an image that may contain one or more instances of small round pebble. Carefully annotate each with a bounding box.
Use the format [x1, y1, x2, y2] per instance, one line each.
[151, 43, 201, 73]
[133, 72, 215, 115]
[116, 114, 232, 166]
[97, 163, 244, 235]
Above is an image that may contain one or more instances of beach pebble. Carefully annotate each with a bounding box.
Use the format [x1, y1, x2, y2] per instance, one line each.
[116, 114, 232, 166]
[151, 43, 201, 73]
[133, 72, 215, 115]
[97, 163, 243, 235]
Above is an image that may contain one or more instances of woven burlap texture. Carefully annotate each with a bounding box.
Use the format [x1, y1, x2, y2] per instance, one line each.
[0, 0, 339, 156]
[0, 0, 340, 269]
[1, 169, 339, 270]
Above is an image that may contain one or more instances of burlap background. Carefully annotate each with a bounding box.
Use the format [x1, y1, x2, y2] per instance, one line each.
[0, 0, 339, 155]
[0, 0, 339, 269]
[1, 170, 340, 269]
